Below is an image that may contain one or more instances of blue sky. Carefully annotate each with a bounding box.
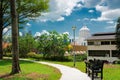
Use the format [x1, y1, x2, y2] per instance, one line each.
[24, 0, 120, 37]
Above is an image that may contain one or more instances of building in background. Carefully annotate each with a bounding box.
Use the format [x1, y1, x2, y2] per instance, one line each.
[87, 32, 119, 62]
[77, 25, 91, 45]
[69, 25, 90, 55]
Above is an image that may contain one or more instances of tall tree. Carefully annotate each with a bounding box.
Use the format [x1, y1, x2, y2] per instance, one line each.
[116, 17, 120, 57]
[19, 33, 38, 57]
[0, 0, 3, 59]
[37, 31, 70, 60]
[10, 0, 21, 74]
[0, 0, 49, 59]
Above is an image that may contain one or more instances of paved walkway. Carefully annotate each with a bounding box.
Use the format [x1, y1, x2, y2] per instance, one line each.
[20, 59, 91, 80]
[39, 62, 91, 80]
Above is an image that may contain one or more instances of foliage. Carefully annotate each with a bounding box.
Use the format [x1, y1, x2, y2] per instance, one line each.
[75, 54, 87, 61]
[65, 44, 73, 52]
[0, 0, 49, 59]
[19, 34, 38, 57]
[113, 60, 120, 64]
[37, 31, 70, 60]
[116, 17, 120, 58]
[3, 52, 12, 57]
[27, 52, 43, 60]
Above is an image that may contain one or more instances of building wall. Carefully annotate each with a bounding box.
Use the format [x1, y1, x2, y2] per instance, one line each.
[87, 40, 119, 62]
[87, 45, 116, 50]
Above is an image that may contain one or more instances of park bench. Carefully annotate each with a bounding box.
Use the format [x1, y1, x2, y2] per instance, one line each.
[85, 59, 104, 80]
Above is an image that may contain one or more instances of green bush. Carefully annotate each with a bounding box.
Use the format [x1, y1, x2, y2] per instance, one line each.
[75, 54, 87, 61]
[4, 52, 12, 57]
[43, 56, 72, 61]
[116, 60, 120, 64]
[27, 52, 43, 60]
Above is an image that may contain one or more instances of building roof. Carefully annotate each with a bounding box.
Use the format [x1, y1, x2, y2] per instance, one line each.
[92, 32, 115, 36]
[87, 32, 115, 40]
[2, 42, 11, 49]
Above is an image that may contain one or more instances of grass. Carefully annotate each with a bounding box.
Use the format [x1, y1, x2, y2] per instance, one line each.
[52, 61, 120, 80]
[0, 59, 61, 80]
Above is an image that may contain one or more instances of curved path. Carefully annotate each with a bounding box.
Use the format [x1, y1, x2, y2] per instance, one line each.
[39, 62, 91, 80]
[20, 59, 91, 80]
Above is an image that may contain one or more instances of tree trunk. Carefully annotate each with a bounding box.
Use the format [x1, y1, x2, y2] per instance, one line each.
[0, 1, 3, 59]
[10, 0, 21, 74]
[0, 27, 3, 59]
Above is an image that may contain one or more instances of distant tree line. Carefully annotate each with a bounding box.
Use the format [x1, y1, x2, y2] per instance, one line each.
[4, 31, 71, 61]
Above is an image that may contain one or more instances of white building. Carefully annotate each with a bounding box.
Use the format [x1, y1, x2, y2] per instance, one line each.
[87, 32, 119, 62]
[77, 26, 90, 45]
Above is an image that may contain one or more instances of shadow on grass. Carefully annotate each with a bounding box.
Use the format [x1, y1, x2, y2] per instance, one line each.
[20, 60, 34, 64]
[0, 59, 34, 67]
[0, 59, 12, 66]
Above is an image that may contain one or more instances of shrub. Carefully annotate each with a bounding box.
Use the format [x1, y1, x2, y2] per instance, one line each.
[117, 60, 120, 64]
[27, 52, 43, 60]
[4, 52, 12, 57]
[75, 54, 87, 61]
[44, 56, 72, 61]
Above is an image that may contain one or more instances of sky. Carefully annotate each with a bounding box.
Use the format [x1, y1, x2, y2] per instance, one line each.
[21, 0, 120, 37]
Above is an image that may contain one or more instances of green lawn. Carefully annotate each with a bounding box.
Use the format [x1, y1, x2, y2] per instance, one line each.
[52, 61, 120, 80]
[0, 59, 61, 80]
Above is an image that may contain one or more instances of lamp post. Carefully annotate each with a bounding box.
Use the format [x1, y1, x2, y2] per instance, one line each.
[72, 26, 76, 67]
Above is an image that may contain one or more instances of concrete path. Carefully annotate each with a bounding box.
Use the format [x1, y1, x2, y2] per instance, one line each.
[19, 59, 91, 80]
[39, 62, 91, 80]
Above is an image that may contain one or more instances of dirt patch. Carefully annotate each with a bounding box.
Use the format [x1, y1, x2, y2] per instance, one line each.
[0, 73, 15, 80]
[26, 72, 49, 80]
[0, 72, 49, 80]
[0, 73, 11, 78]
[104, 64, 120, 68]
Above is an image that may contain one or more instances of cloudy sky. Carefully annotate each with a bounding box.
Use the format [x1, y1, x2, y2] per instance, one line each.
[25, 0, 120, 37]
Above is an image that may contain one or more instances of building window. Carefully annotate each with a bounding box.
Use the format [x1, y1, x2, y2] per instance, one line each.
[101, 41, 110, 45]
[112, 50, 118, 57]
[88, 50, 110, 57]
[94, 41, 101, 45]
[88, 42, 94, 45]
[111, 41, 116, 45]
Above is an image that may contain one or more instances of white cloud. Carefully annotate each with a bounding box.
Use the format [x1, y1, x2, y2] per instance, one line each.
[63, 32, 69, 35]
[57, 17, 64, 21]
[19, 32, 23, 36]
[96, 5, 109, 12]
[101, 9, 120, 20]
[83, 18, 89, 21]
[107, 21, 114, 24]
[26, 23, 31, 27]
[88, 10, 94, 13]
[38, 0, 120, 22]
[105, 23, 116, 30]
[76, 4, 82, 8]
[41, 30, 49, 35]
[102, 0, 120, 9]
[3, 26, 11, 34]
[38, 0, 81, 22]
[3, 28, 8, 34]
[91, 0, 120, 22]
[91, 9, 120, 21]
[83, 0, 101, 8]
